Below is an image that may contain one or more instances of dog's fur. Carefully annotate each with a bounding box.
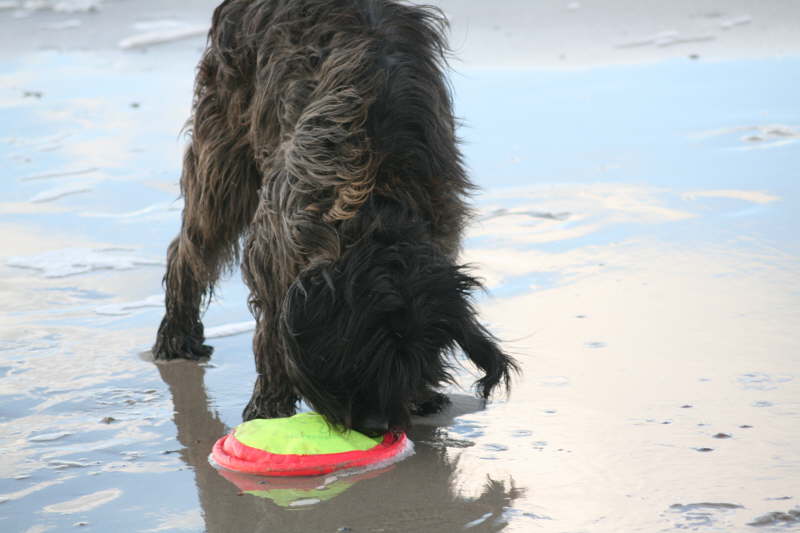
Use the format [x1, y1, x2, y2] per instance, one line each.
[152, 0, 517, 433]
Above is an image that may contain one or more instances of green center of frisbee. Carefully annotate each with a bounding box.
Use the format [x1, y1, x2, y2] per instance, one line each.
[233, 412, 382, 455]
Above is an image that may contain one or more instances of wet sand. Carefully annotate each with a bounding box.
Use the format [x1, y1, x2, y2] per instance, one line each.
[1, 1, 799, 532]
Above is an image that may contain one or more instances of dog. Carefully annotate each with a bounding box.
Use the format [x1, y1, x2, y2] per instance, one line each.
[152, 0, 517, 434]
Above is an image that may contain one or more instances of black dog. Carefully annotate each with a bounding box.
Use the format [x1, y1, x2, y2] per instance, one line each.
[152, 0, 517, 433]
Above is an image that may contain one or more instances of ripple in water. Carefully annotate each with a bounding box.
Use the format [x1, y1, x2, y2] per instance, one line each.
[668, 503, 743, 529]
[747, 509, 800, 527]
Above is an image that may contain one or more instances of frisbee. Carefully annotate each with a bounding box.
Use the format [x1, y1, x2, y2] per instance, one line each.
[211, 412, 412, 477]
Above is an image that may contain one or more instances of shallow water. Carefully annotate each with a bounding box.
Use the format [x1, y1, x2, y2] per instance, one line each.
[1, 2, 799, 532]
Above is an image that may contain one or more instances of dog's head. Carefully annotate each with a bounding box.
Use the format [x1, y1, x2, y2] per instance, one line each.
[281, 224, 515, 435]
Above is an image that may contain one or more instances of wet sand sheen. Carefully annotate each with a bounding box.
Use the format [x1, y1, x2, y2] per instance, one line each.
[1, 1, 799, 532]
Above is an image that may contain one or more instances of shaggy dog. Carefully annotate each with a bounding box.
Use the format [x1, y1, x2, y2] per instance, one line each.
[152, 0, 517, 433]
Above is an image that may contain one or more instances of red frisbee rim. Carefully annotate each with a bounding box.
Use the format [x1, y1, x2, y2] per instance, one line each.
[212, 430, 408, 477]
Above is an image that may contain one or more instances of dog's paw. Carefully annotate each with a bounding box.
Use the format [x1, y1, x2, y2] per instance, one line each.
[410, 392, 451, 417]
[152, 333, 213, 362]
[242, 395, 297, 422]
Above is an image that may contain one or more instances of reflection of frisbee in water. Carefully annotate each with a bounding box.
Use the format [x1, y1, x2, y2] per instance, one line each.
[217, 465, 393, 507]
[211, 412, 413, 477]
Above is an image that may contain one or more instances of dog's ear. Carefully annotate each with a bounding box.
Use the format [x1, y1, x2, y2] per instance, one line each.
[451, 307, 519, 399]
[281, 257, 418, 432]
[281, 266, 349, 423]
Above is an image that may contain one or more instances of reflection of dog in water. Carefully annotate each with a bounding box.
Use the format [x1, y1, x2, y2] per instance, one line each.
[157, 361, 520, 530]
[152, 0, 517, 434]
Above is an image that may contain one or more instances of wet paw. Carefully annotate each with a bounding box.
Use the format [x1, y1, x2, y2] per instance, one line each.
[410, 392, 451, 417]
[242, 397, 296, 421]
[153, 316, 213, 361]
[152, 333, 213, 361]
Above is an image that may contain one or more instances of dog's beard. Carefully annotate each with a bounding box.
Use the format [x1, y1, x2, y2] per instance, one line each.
[280, 219, 516, 434]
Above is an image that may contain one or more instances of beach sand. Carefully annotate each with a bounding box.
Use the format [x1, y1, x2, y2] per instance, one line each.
[1, 1, 799, 531]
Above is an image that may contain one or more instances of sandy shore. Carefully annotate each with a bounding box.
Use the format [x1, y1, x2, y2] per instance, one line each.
[1, 1, 798, 532]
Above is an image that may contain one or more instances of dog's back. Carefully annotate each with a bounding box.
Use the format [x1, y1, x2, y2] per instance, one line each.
[155, 0, 516, 431]
[204, 0, 468, 257]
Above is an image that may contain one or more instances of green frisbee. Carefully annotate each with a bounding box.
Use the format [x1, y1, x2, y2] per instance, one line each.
[211, 412, 412, 477]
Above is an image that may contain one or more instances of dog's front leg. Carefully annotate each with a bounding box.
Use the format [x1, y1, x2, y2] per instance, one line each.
[238, 218, 302, 421]
[241, 319, 299, 421]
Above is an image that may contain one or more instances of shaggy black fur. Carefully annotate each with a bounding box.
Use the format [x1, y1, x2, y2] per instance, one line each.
[152, 0, 518, 433]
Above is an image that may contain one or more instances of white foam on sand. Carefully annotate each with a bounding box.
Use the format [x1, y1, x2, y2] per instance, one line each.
[41, 18, 81, 30]
[204, 321, 256, 339]
[691, 124, 800, 150]
[20, 167, 99, 181]
[29, 184, 93, 203]
[19, 0, 102, 13]
[720, 15, 752, 29]
[617, 30, 715, 48]
[131, 19, 186, 32]
[28, 431, 72, 442]
[80, 201, 182, 219]
[95, 294, 164, 316]
[6, 247, 164, 277]
[42, 488, 121, 514]
[682, 190, 780, 205]
[118, 24, 208, 50]
[464, 512, 494, 529]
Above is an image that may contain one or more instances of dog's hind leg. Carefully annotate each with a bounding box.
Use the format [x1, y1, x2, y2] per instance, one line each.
[152, 46, 262, 361]
[152, 148, 260, 361]
[152, 229, 213, 361]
